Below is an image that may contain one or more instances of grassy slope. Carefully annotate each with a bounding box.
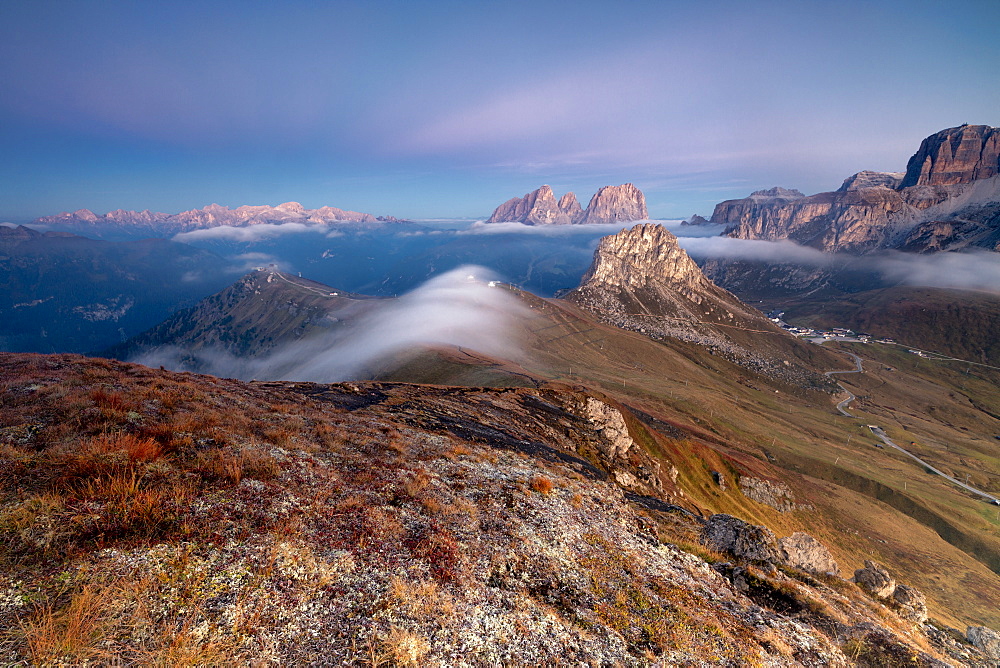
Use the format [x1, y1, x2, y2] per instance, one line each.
[783, 286, 1000, 366]
[477, 292, 1000, 629]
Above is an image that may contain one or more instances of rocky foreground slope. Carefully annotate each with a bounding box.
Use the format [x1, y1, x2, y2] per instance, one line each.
[708, 124, 1000, 253]
[1, 353, 997, 666]
[487, 183, 648, 225]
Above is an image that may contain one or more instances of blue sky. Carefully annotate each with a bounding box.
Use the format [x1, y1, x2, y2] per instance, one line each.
[1, 0, 998, 220]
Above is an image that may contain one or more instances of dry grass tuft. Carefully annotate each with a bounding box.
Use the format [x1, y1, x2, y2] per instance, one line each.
[530, 476, 554, 494]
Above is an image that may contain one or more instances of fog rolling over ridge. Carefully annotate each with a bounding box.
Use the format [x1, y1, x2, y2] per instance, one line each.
[133, 266, 528, 382]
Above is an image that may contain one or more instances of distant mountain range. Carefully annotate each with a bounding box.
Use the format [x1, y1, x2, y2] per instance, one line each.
[700, 124, 1000, 253]
[30, 201, 406, 239]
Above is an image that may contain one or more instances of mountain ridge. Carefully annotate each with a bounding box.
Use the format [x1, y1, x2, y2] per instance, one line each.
[709, 124, 1000, 253]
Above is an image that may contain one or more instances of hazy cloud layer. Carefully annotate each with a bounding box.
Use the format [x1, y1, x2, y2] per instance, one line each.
[173, 223, 321, 243]
[878, 250, 1000, 292]
[459, 220, 656, 237]
[136, 265, 528, 382]
[677, 236, 834, 266]
[677, 234, 1000, 293]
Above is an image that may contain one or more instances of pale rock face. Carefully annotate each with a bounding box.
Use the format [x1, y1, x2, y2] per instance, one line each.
[585, 398, 635, 461]
[967, 625, 1000, 660]
[700, 514, 782, 563]
[778, 532, 839, 576]
[577, 183, 648, 224]
[854, 560, 896, 599]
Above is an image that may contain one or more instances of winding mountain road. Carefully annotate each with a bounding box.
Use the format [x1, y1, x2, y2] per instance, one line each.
[825, 348, 1000, 505]
[824, 351, 863, 417]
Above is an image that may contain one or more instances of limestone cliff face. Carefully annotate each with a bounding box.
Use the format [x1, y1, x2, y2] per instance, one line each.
[711, 125, 1000, 253]
[577, 183, 648, 224]
[486, 185, 582, 225]
[900, 124, 1000, 187]
[487, 183, 646, 225]
[712, 187, 914, 251]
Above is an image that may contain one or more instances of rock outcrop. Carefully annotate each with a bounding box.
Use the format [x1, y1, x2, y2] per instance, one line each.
[900, 124, 1000, 187]
[486, 183, 646, 225]
[892, 584, 928, 623]
[700, 514, 782, 563]
[967, 625, 1000, 661]
[778, 532, 839, 576]
[710, 124, 1000, 253]
[854, 560, 897, 598]
[738, 476, 805, 512]
[577, 184, 648, 224]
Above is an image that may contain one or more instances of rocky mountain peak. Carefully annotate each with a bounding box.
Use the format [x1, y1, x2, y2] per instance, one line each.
[580, 223, 705, 291]
[557, 191, 583, 219]
[486, 185, 581, 225]
[578, 183, 648, 224]
[900, 124, 1000, 188]
[487, 183, 647, 225]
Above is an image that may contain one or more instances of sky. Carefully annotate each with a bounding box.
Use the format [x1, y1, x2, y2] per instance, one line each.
[1, 0, 999, 221]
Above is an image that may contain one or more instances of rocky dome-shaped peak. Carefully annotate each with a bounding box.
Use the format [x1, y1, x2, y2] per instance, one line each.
[837, 170, 905, 191]
[900, 124, 1000, 188]
[748, 187, 805, 200]
[276, 201, 305, 212]
[578, 183, 648, 224]
[580, 223, 706, 291]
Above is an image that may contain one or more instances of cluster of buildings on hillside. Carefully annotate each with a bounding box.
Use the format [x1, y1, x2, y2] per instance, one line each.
[766, 311, 895, 345]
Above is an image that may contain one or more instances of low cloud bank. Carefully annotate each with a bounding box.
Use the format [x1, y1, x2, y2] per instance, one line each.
[460, 219, 661, 236]
[135, 265, 527, 382]
[879, 249, 1000, 292]
[678, 236, 834, 266]
[173, 222, 320, 243]
[678, 234, 1000, 293]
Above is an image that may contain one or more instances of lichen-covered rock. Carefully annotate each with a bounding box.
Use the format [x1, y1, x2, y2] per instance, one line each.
[778, 532, 839, 576]
[700, 513, 781, 563]
[854, 560, 896, 599]
[967, 625, 1000, 661]
[891, 584, 928, 623]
